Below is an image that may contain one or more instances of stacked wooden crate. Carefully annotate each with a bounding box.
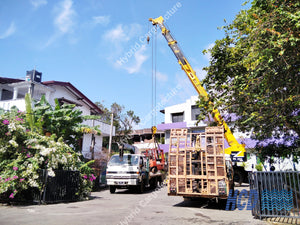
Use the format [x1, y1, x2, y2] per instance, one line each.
[168, 126, 229, 198]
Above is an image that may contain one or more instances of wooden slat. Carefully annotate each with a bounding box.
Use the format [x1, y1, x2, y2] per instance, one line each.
[168, 127, 229, 197]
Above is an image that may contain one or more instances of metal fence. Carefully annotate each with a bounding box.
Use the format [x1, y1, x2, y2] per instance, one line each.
[34, 169, 80, 204]
[249, 171, 300, 220]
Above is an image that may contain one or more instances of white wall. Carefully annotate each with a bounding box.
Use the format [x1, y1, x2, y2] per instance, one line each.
[82, 133, 103, 160]
[81, 119, 115, 160]
[84, 119, 114, 137]
[164, 95, 206, 128]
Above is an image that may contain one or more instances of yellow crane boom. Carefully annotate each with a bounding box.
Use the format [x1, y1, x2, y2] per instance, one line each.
[149, 16, 245, 161]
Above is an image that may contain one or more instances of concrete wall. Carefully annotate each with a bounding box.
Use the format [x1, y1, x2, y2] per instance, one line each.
[81, 133, 103, 160]
[164, 95, 206, 128]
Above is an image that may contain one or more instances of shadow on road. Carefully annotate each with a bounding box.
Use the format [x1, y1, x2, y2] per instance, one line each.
[174, 197, 227, 210]
[88, 195, 103, 200]
[111, 185, 165, 195]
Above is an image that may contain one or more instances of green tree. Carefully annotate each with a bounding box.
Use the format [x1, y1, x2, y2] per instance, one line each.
[94, 101, 111, 124]
[111, 103, 140, 144]
[95, 102, 140, 145]
[32, 95, 101, 152]
[199, 0, 299, 159]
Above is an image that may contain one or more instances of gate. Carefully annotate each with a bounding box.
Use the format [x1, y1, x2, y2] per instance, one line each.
[34, 169, 80, 203]
[249, 171, 300, 220]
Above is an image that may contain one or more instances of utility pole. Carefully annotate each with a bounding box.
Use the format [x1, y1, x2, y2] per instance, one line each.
[108, 112, 114, 157]
[90, 119, 95, 160]
[29, 69, 35, 98]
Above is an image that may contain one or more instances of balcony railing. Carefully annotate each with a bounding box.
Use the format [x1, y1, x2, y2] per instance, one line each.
[0, 99, 26, 111]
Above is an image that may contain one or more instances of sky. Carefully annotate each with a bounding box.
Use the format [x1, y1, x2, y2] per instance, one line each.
[0, 0, 248, 129]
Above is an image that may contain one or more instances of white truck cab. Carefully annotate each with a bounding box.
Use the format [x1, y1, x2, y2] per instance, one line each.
[106, 154, 148, 193]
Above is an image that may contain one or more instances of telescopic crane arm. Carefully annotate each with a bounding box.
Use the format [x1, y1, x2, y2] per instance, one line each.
[149, 16, 245, 160]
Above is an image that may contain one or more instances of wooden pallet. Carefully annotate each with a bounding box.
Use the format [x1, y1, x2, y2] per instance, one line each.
[168, 127, 229, 198]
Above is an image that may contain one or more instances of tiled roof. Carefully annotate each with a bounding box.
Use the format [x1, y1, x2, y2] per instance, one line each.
[0, 77, 23, 84]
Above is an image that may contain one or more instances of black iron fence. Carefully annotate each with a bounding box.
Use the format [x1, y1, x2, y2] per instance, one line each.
[249, 171, 300, 220]
[34, 169, 80, 204]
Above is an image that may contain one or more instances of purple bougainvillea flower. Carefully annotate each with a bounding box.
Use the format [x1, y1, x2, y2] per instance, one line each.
[20, 178, 25, 182]
[9, 193, 14, 199]
[16, 117, 23, 122]
[13, 176, 18, 179]
[13, 167, 18, 171]
[83, 175, 88, 179]
[89, 174, 96, 181]
[2, 120, 9, 125]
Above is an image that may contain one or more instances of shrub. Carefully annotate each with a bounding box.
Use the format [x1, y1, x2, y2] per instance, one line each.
[0, 102, 96, 202]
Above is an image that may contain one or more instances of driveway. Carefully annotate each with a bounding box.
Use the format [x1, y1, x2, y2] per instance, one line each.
[0, 185, 270, 225]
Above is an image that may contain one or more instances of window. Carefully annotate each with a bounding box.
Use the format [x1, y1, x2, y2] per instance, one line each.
[191, 105, 200, 121]
[172, 112, 184, 123]
[108, 155, 140, 166]
[1, 89, 13, 100]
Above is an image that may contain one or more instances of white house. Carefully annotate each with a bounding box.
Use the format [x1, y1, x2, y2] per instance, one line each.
[0, 72, 115, 163]
[157, 95, 300, 171]
[162, 95, 206, 127]
[158, 96, 207, 147]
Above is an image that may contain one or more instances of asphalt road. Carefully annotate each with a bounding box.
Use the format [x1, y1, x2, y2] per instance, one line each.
[0, 185, 270, 225]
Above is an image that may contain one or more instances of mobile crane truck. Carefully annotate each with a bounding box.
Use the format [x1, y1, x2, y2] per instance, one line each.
[149, 16, 249, 198]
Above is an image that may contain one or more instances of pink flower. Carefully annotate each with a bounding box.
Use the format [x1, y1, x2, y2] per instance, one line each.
[2, 120, 9, 125]
[89, 174, 96, 181]
[20, 178, 25, 182]
[83, 175, 87, 179]
[13, 176, 18, 179]
[13, 166, 18, 171]
[26, 153, 31, 158]
[5, 132, 11, 136]
[16, 117, 23, 122]
[9, 193, 14, 199]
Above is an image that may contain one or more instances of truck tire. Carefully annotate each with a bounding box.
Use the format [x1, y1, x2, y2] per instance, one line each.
[110, 186, 116, 194]
[138, 180, 145, 194]
[233, 170, 243, 186]
[150, 177, 158, 189]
